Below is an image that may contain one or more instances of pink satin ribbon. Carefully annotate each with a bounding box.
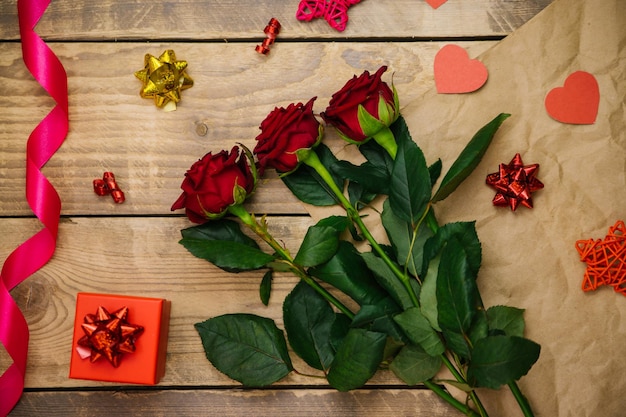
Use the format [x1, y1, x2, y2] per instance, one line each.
[0, 0, 68, 414]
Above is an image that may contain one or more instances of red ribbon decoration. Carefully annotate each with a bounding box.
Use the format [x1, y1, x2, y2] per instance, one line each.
[0, 0, 68, 414]
[485, 153, 544, 211]
[77, 306, 144, 368]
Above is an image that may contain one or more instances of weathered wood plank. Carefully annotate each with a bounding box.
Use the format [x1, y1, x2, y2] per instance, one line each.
[0, 41, 494, 216]
[10, 388, 458, 417]
[0, 0, 552, 41]
[0, 216, 403, 389]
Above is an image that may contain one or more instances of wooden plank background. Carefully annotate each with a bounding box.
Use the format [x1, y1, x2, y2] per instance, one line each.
[0, 0, 552, 40]
[1, 1, 552, 415]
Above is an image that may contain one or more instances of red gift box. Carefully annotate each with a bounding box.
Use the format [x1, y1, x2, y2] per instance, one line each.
[69, 292, 170, 385]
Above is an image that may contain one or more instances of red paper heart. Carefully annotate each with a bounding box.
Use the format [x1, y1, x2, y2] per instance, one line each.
[434, 44, 488, 94]
[425, 0, 447, 8]
[545, 71, 599, 124]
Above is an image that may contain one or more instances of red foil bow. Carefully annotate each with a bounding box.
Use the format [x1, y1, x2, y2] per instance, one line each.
[485, 153, 544, 211]
[576, 220, 626, 295]
[77, 306, 144, 367]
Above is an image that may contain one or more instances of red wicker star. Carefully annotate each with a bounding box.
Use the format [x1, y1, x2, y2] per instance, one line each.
[77, 305, 144, 367]
[576, 220, 626, 296]
[296, 0, 362, 32]
[485, 153, 544, 211]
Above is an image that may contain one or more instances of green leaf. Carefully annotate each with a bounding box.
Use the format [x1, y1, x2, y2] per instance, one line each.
[351, 300, 400, 328]
[436, 236, 483, 337]
[389, 133, 432, 223]
[441, 311, 488, 360]
[432, 113, 511, 203]
[281, 144, 343, 207]
[361, 252, 415, 310]
[428, 159, 443, 187]
[181, 219, 259, 248]
[393, 307, 445, 356]
[180, 239, 275, 272]
[283, 282, 336, 373]
[315, 215, 350, 233]
[294, 225, 340, 267]
[195, 314, 293, 386]
[332, 160, 390, 195]
[382, 199, 433, 277]
[442, 330, 472, 359]
[369, 316, 408, 344]
[422, 222, 482, 278]
[419, 255, 441, 331]
[382, 338, 405, 362]
[390, 344, 442, 385]
[389, 115, 413, 149]
[440, 379, 473, 393]
[358, 137, 394, 179]
[310, 241, 388, 306]
[467, 335, 541, 389]
[259, 270, 272, 306]
[468, 309, 489, 348]
[351, 300, 406, 343]
[327, 328, 387, 391]
[329, 313, 352, 353]
[347, 181, 378, 210]
[486, 305, 526, 337]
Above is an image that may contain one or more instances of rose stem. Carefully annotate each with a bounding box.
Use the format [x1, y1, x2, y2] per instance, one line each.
[423, 380, 481, 417]
[301, 150, 491, 415]
[300, 150, 419, 307]
[228, 204, 355, 319]
[508, 381, 535, 417]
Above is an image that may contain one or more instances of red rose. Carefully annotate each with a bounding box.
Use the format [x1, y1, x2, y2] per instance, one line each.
[321, 66, 399, 143]
[171, 146, 256, 223]
[253, 97, 323, 174]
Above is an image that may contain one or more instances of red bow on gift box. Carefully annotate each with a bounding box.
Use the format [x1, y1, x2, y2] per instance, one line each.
[76, 305, 144, 368]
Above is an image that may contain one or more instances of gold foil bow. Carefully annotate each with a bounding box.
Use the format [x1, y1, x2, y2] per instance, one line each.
[134, 50, 193, 111]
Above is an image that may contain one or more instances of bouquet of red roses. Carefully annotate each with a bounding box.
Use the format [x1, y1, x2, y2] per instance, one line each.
[172, 66, 539, 417]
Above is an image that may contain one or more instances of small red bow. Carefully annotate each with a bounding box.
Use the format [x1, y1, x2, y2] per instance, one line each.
[485, 153, 544, 211]
[93, 172, 125, 203]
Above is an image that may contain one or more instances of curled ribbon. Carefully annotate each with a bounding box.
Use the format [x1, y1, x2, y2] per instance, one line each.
[0, 0, 68, 415]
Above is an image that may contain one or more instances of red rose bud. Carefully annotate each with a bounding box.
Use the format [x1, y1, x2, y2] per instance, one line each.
[321, 66, 399, 144]
[171, 145, 257, 223]
[253, 97, 323, 175]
